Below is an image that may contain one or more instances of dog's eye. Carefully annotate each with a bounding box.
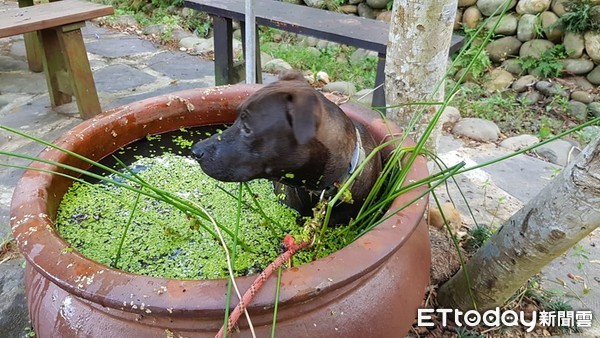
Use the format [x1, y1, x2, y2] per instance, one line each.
[241, 122, 252, 136]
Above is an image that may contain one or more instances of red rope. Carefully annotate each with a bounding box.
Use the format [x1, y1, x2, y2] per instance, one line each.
[216, 235, 310, 338]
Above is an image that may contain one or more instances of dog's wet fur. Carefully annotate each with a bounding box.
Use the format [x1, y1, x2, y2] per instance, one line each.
[191, 71, 382, 225]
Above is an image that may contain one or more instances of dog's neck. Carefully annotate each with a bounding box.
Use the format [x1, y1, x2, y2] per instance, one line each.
[317, 127, 365, 196]
[348, 128, 364, 175]
[275, 126, 364, 192]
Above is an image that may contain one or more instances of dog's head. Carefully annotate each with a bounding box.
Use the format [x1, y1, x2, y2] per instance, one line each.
[191, 73, 330, 187]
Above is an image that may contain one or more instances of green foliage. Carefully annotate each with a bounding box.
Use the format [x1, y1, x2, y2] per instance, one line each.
[456, 328, 485, 338]
[323, 0, 346, 11]
[107, 0, 211, 40]
[520, 275, 543, 300]
[466, 224, 493, 250]
[260, 28, 378, 90]
[516, 45, 569, 79]
[449, 80, 591, 138]
[24, 327, 36, 338]
[570, 244, 590, 270]
[451, 87, 535, 134]
[151, 0, 184, 8]
[532, 13, 545, 38]
[545, 298, 573, 312]
[537, 114, 566, 139]
[454, 47, 492, 80]
[451, 28, 492, 80]
[153, 14, 181, 41]
[190, 17, 212, 37]
[108, 0, 183, 10]
[546, 95, 569, 113]
[575, 125, 600, 145]
[554, 0, 600, 33]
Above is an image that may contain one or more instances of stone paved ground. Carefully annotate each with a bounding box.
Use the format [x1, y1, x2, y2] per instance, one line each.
[0, 2, 598, 336]
[437, 136, 599, 338]
[0, 5, 214, 335]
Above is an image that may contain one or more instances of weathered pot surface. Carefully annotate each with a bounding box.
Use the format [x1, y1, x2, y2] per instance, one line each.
[11, 84, 430, 337]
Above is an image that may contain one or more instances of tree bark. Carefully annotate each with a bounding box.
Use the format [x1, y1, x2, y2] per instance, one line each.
[437, 136, 600, 310]
[384, 0, 457, 152]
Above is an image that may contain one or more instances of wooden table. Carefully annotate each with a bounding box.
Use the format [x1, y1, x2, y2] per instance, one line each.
[0, 0, 114, 118]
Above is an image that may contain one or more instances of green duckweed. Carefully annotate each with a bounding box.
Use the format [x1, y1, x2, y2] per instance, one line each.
[56, 152, 352, 280]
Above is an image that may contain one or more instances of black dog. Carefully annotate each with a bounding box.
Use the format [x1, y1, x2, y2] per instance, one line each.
[191, 72, 382, 225]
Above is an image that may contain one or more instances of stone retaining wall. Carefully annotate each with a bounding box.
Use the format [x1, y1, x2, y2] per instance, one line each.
[297, 0, 600, 85]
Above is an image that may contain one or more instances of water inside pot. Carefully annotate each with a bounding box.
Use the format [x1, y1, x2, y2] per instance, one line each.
[86, 125, 225, 182]
[54, 125, 349, 280]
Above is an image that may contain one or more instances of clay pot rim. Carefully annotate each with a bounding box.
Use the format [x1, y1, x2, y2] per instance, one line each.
[10, 84, 428, 317]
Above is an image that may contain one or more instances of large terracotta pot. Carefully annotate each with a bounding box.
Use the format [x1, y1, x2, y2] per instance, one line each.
[11, 84, 430, 337]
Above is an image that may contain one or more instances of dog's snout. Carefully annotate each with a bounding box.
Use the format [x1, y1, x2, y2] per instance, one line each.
[190, 142, 205, 160]
[191, 150, 204, 160]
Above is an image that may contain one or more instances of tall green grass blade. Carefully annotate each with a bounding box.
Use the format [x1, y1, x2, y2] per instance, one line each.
[353, 160, 466, 226]
[243, 182, 284, 234]
[223, 184, 244, 338]
[456, 117, 600, 175]
[113, 191, 142, 269]
[216, 184, 282, 236]
[0, 124, 146, 187]
[431, 191, 477, 310]
[0, 126, 251, 249]
[424, 151, 481, 229]
[271, 266, 283, 338]
[354, 161, 465, 239]
[111, 156, 247, 251]
[0, 161, 174, 233]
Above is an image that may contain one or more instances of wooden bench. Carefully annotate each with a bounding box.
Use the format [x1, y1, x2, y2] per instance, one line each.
[18, 0, 60, 73]
[183, 0, 464, 108]
[0, 0, 114, 119]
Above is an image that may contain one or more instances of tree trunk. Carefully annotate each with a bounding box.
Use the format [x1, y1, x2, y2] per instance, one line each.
[437, 136, 600, 310]
[384, 0, 457, 152]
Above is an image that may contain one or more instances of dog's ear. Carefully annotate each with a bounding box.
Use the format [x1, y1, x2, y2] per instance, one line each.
[286, 91, 321, 145]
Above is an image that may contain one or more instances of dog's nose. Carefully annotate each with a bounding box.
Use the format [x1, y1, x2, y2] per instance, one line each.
[190, 143, 205, 160]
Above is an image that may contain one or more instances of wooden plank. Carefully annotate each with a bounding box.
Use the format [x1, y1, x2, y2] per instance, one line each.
[59, 27, 101, 118]
[60, 21, 87, 33]
[0, 0, 113, 38]
[212, 16, 234, 86]
[18, 0, 43, 72]
[185, 0, 388, 53]
[185, 0, 464, 109]
[23, 32, 43, 72]
[17, 0, 34, 7]
[184, 0, 465, 54]
[19, 0, 63, 72]
[373, 55, 386, 109]
[39, 29, 72, 107]
[55, 70, 73, 96]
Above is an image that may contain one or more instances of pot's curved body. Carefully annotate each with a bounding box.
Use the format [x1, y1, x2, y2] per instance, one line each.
[11, 85, 430, 337]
